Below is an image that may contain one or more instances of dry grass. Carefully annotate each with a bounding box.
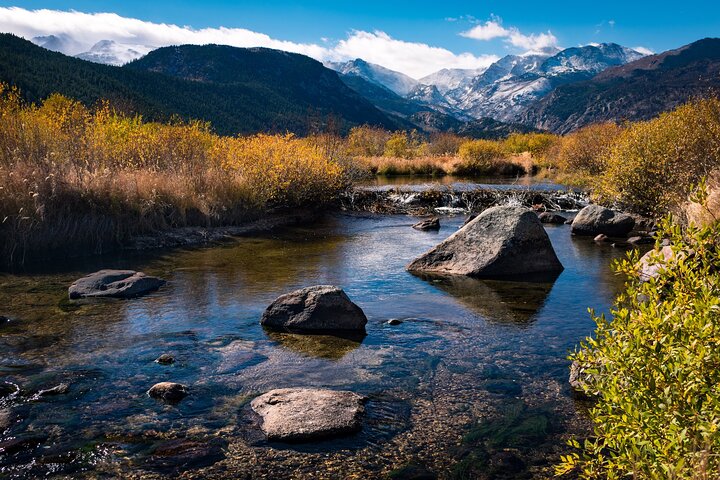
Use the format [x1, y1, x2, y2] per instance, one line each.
[0, 86, 348, 266]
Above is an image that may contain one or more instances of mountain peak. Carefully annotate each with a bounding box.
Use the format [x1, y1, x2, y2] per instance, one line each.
[326, 59, 418, 96]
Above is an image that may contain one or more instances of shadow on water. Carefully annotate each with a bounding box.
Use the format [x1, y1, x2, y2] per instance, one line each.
[264, 329, 366, 360]
[414, 272, 560, 325]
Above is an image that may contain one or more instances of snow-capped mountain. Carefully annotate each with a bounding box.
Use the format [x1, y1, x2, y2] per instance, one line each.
[31, 34, 84, 55]
[75, 40, 155, 66]
[406, 84, 451, 107]
[419, 67, 487, 94]
[446, 43, 646, 122]
[326, 58, 418, 96]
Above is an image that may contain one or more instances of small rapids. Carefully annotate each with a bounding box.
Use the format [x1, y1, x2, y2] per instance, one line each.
[342, 183, 588, 215]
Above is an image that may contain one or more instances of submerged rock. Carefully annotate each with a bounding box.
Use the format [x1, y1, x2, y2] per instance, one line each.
[250, 388, 365, 441]
[145, 438, 227, 473]
[261, 285, 367, 332]
[155, 354, 175, 365]
[628, 236, 654, 245]
[35, 383, 69, 397]
[594, 234, 609, 242]
[412, 217, 440, 231]
[387, 318, 403, 326]
[571, 205, 635, 237]
[407, 205, 563, 278]
[69, 270, 165, 299]
[148, 382, 188, 403]
[538, 212, 567, 225]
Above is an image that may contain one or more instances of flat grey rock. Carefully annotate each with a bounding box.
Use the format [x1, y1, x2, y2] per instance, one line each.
[571, 205, 635, 237]
[251, 388, 365, 441]
[407, 205, 563, 278]
[261, 285, 367, 332]
[69, 270, 165, 299]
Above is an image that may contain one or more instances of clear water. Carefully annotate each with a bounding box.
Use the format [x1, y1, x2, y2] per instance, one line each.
[0, 211, 633, 478]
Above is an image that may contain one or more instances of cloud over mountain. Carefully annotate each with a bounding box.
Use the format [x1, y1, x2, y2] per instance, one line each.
[0, 6, 498, 79]
[461, 16, 559, 54]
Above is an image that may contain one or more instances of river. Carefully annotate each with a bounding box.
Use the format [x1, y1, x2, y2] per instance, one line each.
[0, 185, 632, 479]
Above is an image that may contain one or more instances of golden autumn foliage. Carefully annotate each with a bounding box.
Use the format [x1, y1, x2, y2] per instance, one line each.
[0, 85, 347, 265]
[594, 97, 720, 217]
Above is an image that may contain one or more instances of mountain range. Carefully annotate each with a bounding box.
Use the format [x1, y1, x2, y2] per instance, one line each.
[6, 32, 720, 135]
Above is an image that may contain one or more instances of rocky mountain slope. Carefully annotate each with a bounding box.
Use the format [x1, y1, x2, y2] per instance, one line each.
[443, 44, 643, 122]
[519, 38, 720, 133]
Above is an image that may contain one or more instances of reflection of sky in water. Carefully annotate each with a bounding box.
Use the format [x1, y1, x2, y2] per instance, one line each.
[0, 212, 632, 477]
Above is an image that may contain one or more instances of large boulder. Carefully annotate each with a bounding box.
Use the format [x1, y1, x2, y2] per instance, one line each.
[261, 285, 367, 332]
[571, 205, 635, 237]
[250, 388, 365, 441]
[406, 205, 563, 278]
[69, 270, 165, 299]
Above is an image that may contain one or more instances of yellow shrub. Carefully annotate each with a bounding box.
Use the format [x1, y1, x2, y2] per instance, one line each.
[550, 122, 623, 176]
[345, 125, 390, 157]
[596, 97, 720, 216]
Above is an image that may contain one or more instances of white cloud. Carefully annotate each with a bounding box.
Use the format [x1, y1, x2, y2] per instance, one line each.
[330, 31, 498, 78]
[461, 16, 559, 54]
[632, 46, 654, 56]
[459, 19, 508, 41]
[0, 6, 499, 79]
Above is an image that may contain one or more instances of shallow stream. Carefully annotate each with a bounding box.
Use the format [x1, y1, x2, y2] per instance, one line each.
[0, 200, 634, 478]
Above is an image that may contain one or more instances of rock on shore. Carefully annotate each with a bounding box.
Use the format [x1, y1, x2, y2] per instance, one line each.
[69, 270, 165, 299]
[251, 388, 366, 441]
[407, 205, 563, 278]
[571, 205, 635, 237]
[261, 285, 367, 332]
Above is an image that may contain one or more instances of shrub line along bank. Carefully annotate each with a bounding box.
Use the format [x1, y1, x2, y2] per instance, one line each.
[1, 83, 719, 266]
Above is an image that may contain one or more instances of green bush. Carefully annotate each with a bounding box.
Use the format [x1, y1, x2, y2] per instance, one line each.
[560, 213, 720, 478]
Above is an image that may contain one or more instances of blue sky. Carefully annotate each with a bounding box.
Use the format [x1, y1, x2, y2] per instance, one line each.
[1, 1, 718, 78]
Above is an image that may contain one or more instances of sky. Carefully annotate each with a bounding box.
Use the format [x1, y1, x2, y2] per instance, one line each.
[0, 1, 718, 79]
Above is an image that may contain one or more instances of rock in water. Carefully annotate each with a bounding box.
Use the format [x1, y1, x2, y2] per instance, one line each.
[412, 217, 440, 231]
[148, 382, 188, 403]
[69, 270, 165, 299]
[261, 285, 367, 332]
[250, 388, 365, 441]
[155, 354, 175, 365]
[571, 205, 635, 237]
[538, 212, 567, 224]
[406, 205, 563, 278]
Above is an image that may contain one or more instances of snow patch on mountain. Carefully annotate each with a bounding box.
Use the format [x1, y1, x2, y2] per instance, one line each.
[326, 58, 418, 96]
[419, 67, 486, 94]
[75, 40, 155, 66]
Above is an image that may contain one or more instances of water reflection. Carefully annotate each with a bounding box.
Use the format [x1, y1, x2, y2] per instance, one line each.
[265, 330, 366, 360]
[416, 273, 558, 325]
